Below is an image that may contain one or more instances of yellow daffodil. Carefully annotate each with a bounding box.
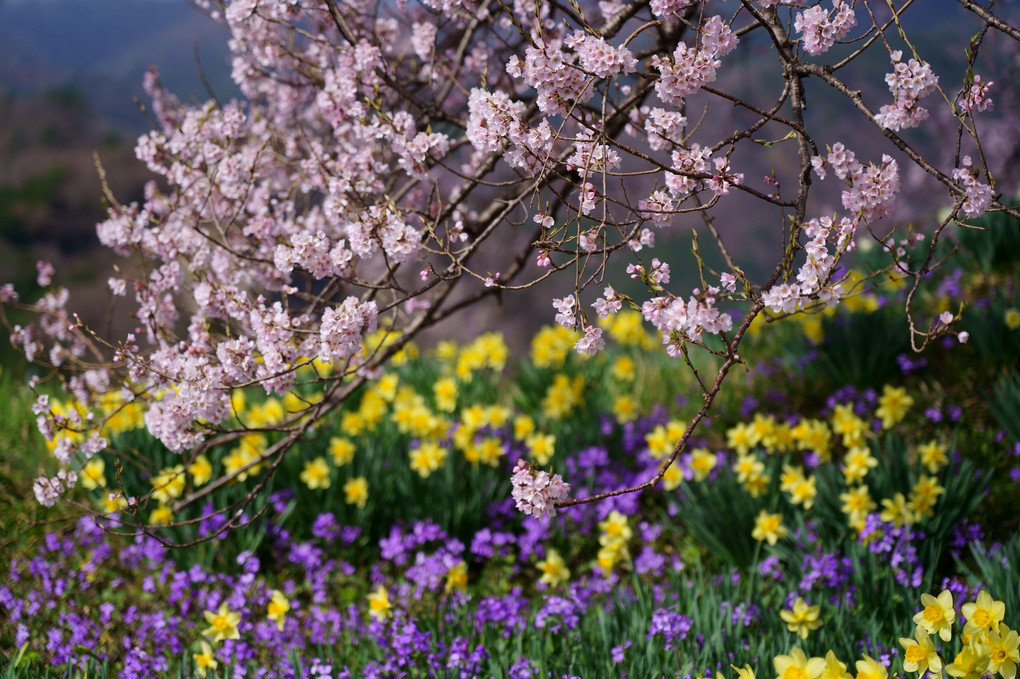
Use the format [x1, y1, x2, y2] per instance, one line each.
[409, 441, 448, 478]
[662, 464, 683, 491]
[598, 511, 632, 548]
[193, 641, 218, 678]
[526, 433, 556, 466]
[727, 422, 755, 455]
[781, 597, 823, 639]
[773, 647, 825, 679]
[900, 624, 942, 675]
[203, 602, 242, 643]
[151, 465, 186, 504]
[267, 590, 289, 631]
[821, 651, 851, 679]
[367, 585, 392, 621]
[513, 414, 535, 441]
[983, 623, 1020, 679]
[840, 485, 876, 526]
[444, 561, 468, 593]
[149, 505, 174, 526]
[879, 493, 915, 528]
[854, 655, 888, 679]
[689, 448, 717, 482]
[188, 455, 213, 487]
[947, 640, 990, 679]
[875, 385, 913, 429]
[329, 437, 356, 466]
[299, 457, 331, 490]
[80, 458, 107, 490]
[913, 589, 955, 641]
[433, 377, 458, 412]
[343, 477, 369, 508]
[962, 591, 1006, 639]
[917, 440, 948, 473]
[752, 510, 788, 546]
[537, 548, 571, 587]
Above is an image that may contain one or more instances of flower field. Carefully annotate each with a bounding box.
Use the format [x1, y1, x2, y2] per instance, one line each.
[3, 208, 1020, 678]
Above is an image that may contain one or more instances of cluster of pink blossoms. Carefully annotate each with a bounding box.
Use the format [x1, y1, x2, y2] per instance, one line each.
[874, 51, 939, 131]
[952, 156, 994, 219]
[643, 107, 687, 152]
[318, 297, 379, 365]
[651, 16, 737, 106]
[812, 143, 901, 221]
[641, 286, 734, 349]
[958, 75, 994, 113]
[510, 459, 571, 520]
[565, 30, 638, 78]
[649, 0, 697, 19]
[762, 215, 857, 314]
[794, 1, 856, 56]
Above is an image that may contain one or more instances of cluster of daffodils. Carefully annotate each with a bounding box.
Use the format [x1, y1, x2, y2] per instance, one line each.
[193, 590, 291, 676]
[906, 590, 1017, 679]
[738, 590, 1018, 679]
[596, 510, 632, 576]
[720, 382, 950, 546]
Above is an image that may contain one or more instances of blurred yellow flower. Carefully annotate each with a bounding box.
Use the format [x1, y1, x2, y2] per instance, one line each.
[80, 458, 107, 490]
[367, 585, 392, 621]
[526, 433, 555, 466]
[773, 647, 825, 679]
[189, 455, 213, 487]
[329, 437, 356, 466]
[876, 385, 913, 429]
[733, 452, 764, 484]
[344, 477, 369, 508]
[662, 464, 683, 491]
[689, 448, 717, 482]
[445, 561, 468, 593]
[1005, 308, 1020, 330]
[267, 590, 289, 631]
[839, 485, 875, 526]
[598, 510, 632, 548]
[821, 651, 851, 679]
[409, 442, 448, 478]
[781, 597, 822, 639]
[100, 492, 129, 513]
[787, 474, 818, 510]
[193, 641, 218, 678]
[203, 602, 241, 643]
[752, 510, 787, 546]
[946, 640, 990, 679]
[612, 394, 638, 423]
[917, 440, 948, 474]
[149, 505, 174, 526]
[843, 446, 878, 485]
[433, 377, 458, 412]
[610, 355, 636, 382]
[880, 493, 915, 528]
[537, 548, 571, 587]
[854, 654, 888, 679]
[299, 457, 331, 490]
[513, 414, 535, 441]
[151, 465, 186, 504]
[727, 422, 755, 455]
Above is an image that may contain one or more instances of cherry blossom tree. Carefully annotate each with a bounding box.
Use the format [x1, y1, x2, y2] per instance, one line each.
[3, 0, 1018, 524]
